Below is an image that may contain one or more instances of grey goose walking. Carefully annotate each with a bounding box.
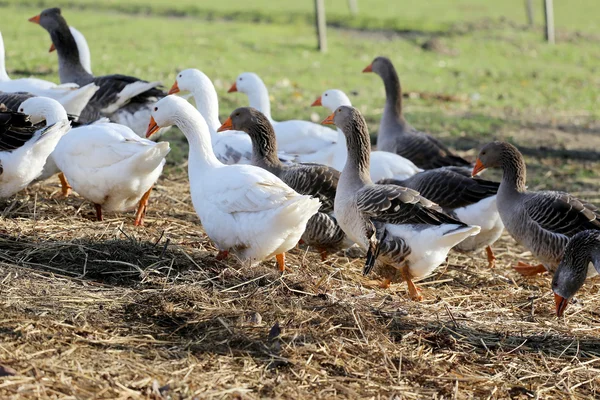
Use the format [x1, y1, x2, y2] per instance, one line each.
[323, 105, 479, 300]
[473, 141, 600, 276]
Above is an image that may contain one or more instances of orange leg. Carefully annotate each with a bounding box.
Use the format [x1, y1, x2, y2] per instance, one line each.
[216, 250, 229, 261]
[276, 253, 286, 272]
[319, 248, 328, 262]
[485, 245, 496, 269]
[513, 261, 547, 276]
[134, 186, 153, 227]
[94, 204, 103, 221]
[58, 172, 72, 197]
[401, 264, 423, 301]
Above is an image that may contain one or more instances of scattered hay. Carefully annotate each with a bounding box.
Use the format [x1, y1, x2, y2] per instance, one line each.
[0, 173, 599, 399]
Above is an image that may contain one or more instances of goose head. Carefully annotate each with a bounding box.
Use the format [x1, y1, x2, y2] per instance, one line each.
[362, 56, 394, 77]
[147, 95, 207, 138]
[312, 89, 352, 112]
[472, 141, 517, 176]
[228, 72, 263, 95]
[322, 105, 369, 141]
[218, 107, 268, 133]
[19, 97, 68, 125]
[169, 68, 208, 95]
[552, 230, 600, 317]
[29, 7, 65, 32]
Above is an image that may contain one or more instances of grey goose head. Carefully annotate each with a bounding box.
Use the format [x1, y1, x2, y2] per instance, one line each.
[552, 230, 600, 317]
[362, 56, 395, 77]
[473, 141, 527, 189]
[29, 7, 64, 32]
[29, 8, 82, 69]
[219, 106, 270, 135]
[321, 105, 368, 140]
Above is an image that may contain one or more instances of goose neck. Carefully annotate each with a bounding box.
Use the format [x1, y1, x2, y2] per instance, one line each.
[0, 33, 10, 81]
[498, 150, 527, 195]
[246, 83, 272, 121]
[380, 67, 403, 119]
[50, 22, 93, 83]
[175, 111, 222, 171]
[247, 123, 281, 171]
[341, 119, 372, 190]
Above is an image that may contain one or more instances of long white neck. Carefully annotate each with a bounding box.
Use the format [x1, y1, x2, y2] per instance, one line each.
[246, 81, 272, 121]
[175, 107, 222, 172]
[189, 81, 222, 142]
[0, 32, 10, 82]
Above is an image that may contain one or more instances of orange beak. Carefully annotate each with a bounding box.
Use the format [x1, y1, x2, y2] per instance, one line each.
[471, 158, 486, 177]
[362, 63, 373, 73]
[311, 96, 322, 107]
[217, 116, 233, 132]
[321, 112, 335, 125]
[49, 43, 56, 53]
[555, 293, 569, 317]
[28, 14, 41, 24]
[145, 116, 160, 138]
[227, 82, 238, 93]
[168, 81, 180, 95]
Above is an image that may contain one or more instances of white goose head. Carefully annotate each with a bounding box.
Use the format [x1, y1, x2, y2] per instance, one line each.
[228, 72, 271, 120]
[314, 89, 352, 113]
[19, 97, 68, 125]
[170, 68, 208, 94]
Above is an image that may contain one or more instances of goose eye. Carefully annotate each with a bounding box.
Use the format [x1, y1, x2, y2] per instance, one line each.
[324, 93, 328, 96]
[19, 109, 23, 112]
[239, 77, 243, 81]
[154, 107, 158, 111]
[179, 74, 182, 78]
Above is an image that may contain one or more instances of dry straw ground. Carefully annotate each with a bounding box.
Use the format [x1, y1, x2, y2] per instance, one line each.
[0, 154, 599, 399]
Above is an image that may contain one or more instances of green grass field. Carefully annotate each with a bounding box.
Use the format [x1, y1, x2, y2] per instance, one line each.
[1, 1, 600, 398]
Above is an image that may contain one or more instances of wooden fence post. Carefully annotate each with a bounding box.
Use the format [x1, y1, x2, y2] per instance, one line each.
[525, 0, 534, 26]
[314, 0, 327, 52]
[348, 0, 358, 15]
[543, 0, 555, 44]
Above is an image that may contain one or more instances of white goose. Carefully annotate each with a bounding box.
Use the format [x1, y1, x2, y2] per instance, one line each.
[308, 89, 422, 181]
[51, 107, 170, 225]
[146, 95, 321, 271]
[0, 31, 98, 117]
[0, 97, 70, 198]
[228, 72, 337, 154]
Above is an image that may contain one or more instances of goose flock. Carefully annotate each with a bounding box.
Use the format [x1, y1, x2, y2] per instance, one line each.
[0, 7, 598, 318]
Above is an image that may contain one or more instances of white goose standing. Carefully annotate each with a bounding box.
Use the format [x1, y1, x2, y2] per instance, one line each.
[47, 101, 170, 225]
[146, 95, 321, 271]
